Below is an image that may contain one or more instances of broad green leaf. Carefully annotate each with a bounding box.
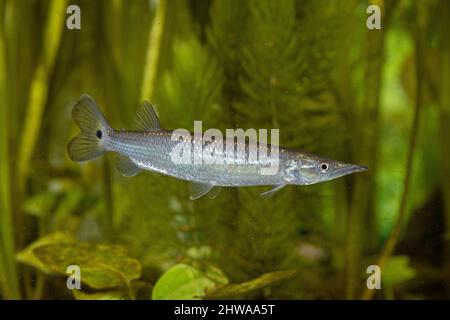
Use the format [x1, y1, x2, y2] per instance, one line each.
[187, 260, 229, 286]
[33, 242, 142, 289]
[203, 265, 229, 286]
[16, 232, 75, 273]
[72, 289, 127, 300]
[51, 189, 84, 224]
[383, 255, 417, 287]
[24, 191, 57, 218]
[152, 264, 216, 300]
[205, 270, 298, 299]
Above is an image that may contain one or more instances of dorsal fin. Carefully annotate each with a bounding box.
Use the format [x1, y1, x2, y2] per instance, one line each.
[133, 102, 161, 131]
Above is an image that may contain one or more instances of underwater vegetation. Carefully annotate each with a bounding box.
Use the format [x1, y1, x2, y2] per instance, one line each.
[0, 0, 449, 300]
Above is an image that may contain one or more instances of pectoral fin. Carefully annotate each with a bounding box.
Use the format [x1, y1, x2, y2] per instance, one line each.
[116, 155, 141, 177]
[260, 184, 287, 198]
[189, 182, 221, 200]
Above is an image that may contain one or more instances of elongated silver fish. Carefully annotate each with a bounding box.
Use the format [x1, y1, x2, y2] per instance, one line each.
[68, 95, 367, 199]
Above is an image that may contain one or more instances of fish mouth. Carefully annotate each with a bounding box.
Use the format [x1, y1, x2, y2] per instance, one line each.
[330, 164, 368, 179]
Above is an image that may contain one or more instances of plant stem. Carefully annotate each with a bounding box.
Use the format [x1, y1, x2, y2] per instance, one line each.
[362, 4, 425, 300]
[13, 0, 67, 300]
[345, 0, 391, 299]
[103, 157, 114, 239]
[15, 0, 68, 245]
[333, 181, 348, 269]
[345, 0, 399, 299]
[140, 0, 166, 101]
[0, 4, 21, 299]
[438, 0, 450, 270]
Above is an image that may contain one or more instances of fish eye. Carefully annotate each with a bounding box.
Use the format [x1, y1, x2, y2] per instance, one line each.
[320, 162, 329, 173]
[96, 130, 102, 139]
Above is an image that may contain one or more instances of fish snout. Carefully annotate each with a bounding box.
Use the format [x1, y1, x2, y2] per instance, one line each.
[328, 163, 368, 180]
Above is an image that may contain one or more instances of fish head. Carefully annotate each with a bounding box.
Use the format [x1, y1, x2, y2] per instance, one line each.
[284, 153, 367, 185]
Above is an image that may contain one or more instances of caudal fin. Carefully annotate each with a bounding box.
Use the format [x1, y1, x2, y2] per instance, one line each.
[67, 95, 111, 163]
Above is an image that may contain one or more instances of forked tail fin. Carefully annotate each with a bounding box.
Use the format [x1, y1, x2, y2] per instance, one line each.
[67, 94, 112, 163]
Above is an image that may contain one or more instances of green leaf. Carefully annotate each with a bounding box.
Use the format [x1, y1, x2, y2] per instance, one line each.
[16, 232, 75, 273]
[32, 242, 142, 290]
[72, 289, 128, 300]
[205, 270, 298, 299]
[203, 264, 229, 286]
[24, 191, 57, 218]
[152, 264, 217, 300]
[383, 255, 417, 288]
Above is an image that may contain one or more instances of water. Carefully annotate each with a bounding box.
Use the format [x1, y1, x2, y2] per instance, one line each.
[0, 0, 448, 300]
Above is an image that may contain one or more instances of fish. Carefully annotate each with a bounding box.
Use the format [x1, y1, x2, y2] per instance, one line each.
[67, 95, 367, 200]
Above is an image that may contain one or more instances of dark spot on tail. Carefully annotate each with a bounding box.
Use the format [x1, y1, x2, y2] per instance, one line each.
[96, 130, 102, 139]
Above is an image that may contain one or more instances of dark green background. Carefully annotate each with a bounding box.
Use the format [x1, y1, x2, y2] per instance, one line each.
[0, 0, 449, 299]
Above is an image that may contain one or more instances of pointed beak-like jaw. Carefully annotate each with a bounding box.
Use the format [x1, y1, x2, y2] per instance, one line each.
[327, 163, 368, 180]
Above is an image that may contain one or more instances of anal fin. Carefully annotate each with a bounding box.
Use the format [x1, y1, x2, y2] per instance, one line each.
[116, 155, 142, 177]
[189, 182, 221, 200]
[207, 186, 222, 199]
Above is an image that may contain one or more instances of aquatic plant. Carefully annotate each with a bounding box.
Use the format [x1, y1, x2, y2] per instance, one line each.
[0, 0, 448, 300]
